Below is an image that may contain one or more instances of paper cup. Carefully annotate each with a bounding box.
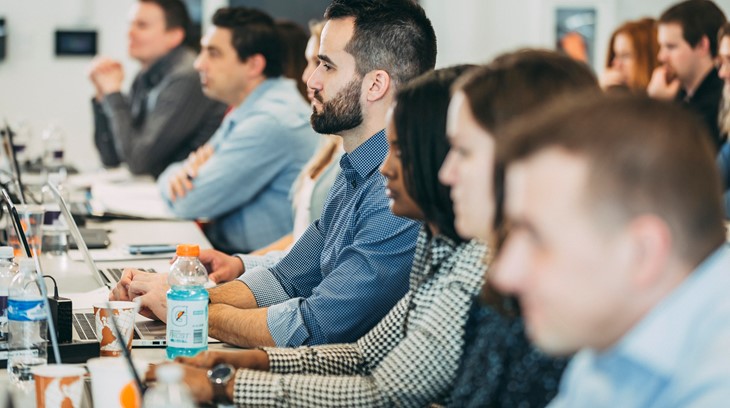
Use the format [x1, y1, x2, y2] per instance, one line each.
[93, 301, 137, 357]
[32, 364, 86, 408]
[87, 357, 142, 408]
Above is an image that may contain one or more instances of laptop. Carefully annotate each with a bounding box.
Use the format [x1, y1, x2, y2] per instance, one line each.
[46, 184, 218, 347]
[0, 187, 105, 363]
[40, 183, 166, 346]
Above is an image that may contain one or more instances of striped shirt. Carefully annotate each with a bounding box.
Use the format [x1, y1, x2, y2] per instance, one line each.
[232, 228, 488, 407]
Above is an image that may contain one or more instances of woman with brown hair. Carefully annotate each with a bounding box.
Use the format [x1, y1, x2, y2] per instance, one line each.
[439, 49, 601, 407]
[600, 18, 659, 93]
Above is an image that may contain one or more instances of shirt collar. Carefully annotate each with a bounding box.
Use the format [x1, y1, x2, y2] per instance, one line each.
[679, 67, 720, 101]
[606, 244, 730, 376]
[140, 45, 188, 89]
[223, 78, 282, 128]
[339, 129, 387, 183]
[426, 229, 459, 267]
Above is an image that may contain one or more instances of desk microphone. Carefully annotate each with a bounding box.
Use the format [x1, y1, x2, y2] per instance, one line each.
[2, 121, 27, 205]
[0, 187, 61, 365]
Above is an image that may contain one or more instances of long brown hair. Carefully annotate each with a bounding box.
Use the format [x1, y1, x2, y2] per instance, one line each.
[454, 50, 600, 311]
[605, 18, 659, 92]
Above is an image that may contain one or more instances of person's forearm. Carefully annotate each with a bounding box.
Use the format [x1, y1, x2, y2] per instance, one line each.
[208, 304, 275, 348]
[208, 280, 258, 309]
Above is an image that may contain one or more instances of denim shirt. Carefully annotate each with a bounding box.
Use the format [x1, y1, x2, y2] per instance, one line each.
[239, 130, 421, 346]
[157, 78, 319, 253]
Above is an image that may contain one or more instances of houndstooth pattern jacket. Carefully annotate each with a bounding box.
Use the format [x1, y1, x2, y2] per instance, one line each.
[232, 227, 488, 407]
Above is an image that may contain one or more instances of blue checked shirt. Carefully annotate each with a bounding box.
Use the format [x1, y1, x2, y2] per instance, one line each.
[238, 130, 420, 347]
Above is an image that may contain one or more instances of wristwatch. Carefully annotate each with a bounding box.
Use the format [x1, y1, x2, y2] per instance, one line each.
[207, 363, 235, 404]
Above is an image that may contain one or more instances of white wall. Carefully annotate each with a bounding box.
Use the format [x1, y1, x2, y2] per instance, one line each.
[0, 0, 138, 171]
[424, 0, 730, 68]
[2, 0, 730, 171]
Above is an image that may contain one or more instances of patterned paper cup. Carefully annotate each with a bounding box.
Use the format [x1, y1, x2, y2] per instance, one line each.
[33, 364, 86, 408]
[87, 357, 143, 408]
[93, 301, 138, 357]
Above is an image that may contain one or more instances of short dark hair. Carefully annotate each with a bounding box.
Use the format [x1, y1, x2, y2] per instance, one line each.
[393, 65, 475, 242]
[324, 0, 437, 89]
[454, 49, 600, 231]
[140, 0, 191, 39]
[212, 7, 283, 78]
[659, 0, 727, 57]
[500, 94, 726, 265]
[276, 20, 309, 99]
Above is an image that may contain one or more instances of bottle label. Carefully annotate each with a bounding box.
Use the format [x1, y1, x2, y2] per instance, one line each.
[166, 298, 207, 348]
[8, 299, 46, 321]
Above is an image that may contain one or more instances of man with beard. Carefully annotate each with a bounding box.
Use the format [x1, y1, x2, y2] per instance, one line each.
[110, 0, 435, 349]
[647, 0, 726, 150]
[90, 0, 227, 177]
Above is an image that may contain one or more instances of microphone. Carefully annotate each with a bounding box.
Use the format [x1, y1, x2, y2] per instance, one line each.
[43, 183, 146, 394]
[2, 121, 26, 205]
[0, 187, 62, 365]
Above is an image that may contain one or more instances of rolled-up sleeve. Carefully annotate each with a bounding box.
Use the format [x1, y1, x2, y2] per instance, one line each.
[260, 202, 419, 347]
[239, 266, 290, 308]
[239, 221, 324, 310]
[237, 252, 287, 272]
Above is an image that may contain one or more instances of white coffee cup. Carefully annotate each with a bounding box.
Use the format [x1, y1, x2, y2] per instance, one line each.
[87, 357, 143, 408]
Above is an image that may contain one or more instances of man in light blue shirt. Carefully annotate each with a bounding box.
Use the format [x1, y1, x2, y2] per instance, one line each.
[156, 7, 318, 253]
[493, 95, 730, 407]
[112, 0, 436, 349]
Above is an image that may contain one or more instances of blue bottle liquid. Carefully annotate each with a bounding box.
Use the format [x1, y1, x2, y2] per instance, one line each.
[166, 244, 208, 359]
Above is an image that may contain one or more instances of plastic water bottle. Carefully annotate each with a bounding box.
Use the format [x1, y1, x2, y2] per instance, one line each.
[12, 120, 33, 166]
[143, 364, 196, 408]
[41, 124, 65, 182]
[166, 244, 208, 359]
[0, 246, 17, 342]
[7, 258, 48, 383]
[41, 175, 69, 256]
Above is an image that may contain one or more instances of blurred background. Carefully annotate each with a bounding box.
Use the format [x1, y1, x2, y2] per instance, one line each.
[1, 0, 728, 170]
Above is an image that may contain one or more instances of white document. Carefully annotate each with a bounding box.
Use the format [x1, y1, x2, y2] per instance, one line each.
[91, 181, 176, 220]
[62, 286, 110, 310]
[66, 167, 136, 189]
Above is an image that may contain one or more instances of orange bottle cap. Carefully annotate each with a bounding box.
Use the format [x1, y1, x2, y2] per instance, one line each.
[176, 244, 200, 257]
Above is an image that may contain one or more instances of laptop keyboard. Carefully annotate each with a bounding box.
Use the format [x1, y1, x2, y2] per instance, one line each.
[73, 312, 97, 340]
[74, 267, 157, 340]
[73, 311, 143, 340]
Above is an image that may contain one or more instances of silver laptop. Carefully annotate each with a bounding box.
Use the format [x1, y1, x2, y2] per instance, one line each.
[47, 184, 219, 347]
